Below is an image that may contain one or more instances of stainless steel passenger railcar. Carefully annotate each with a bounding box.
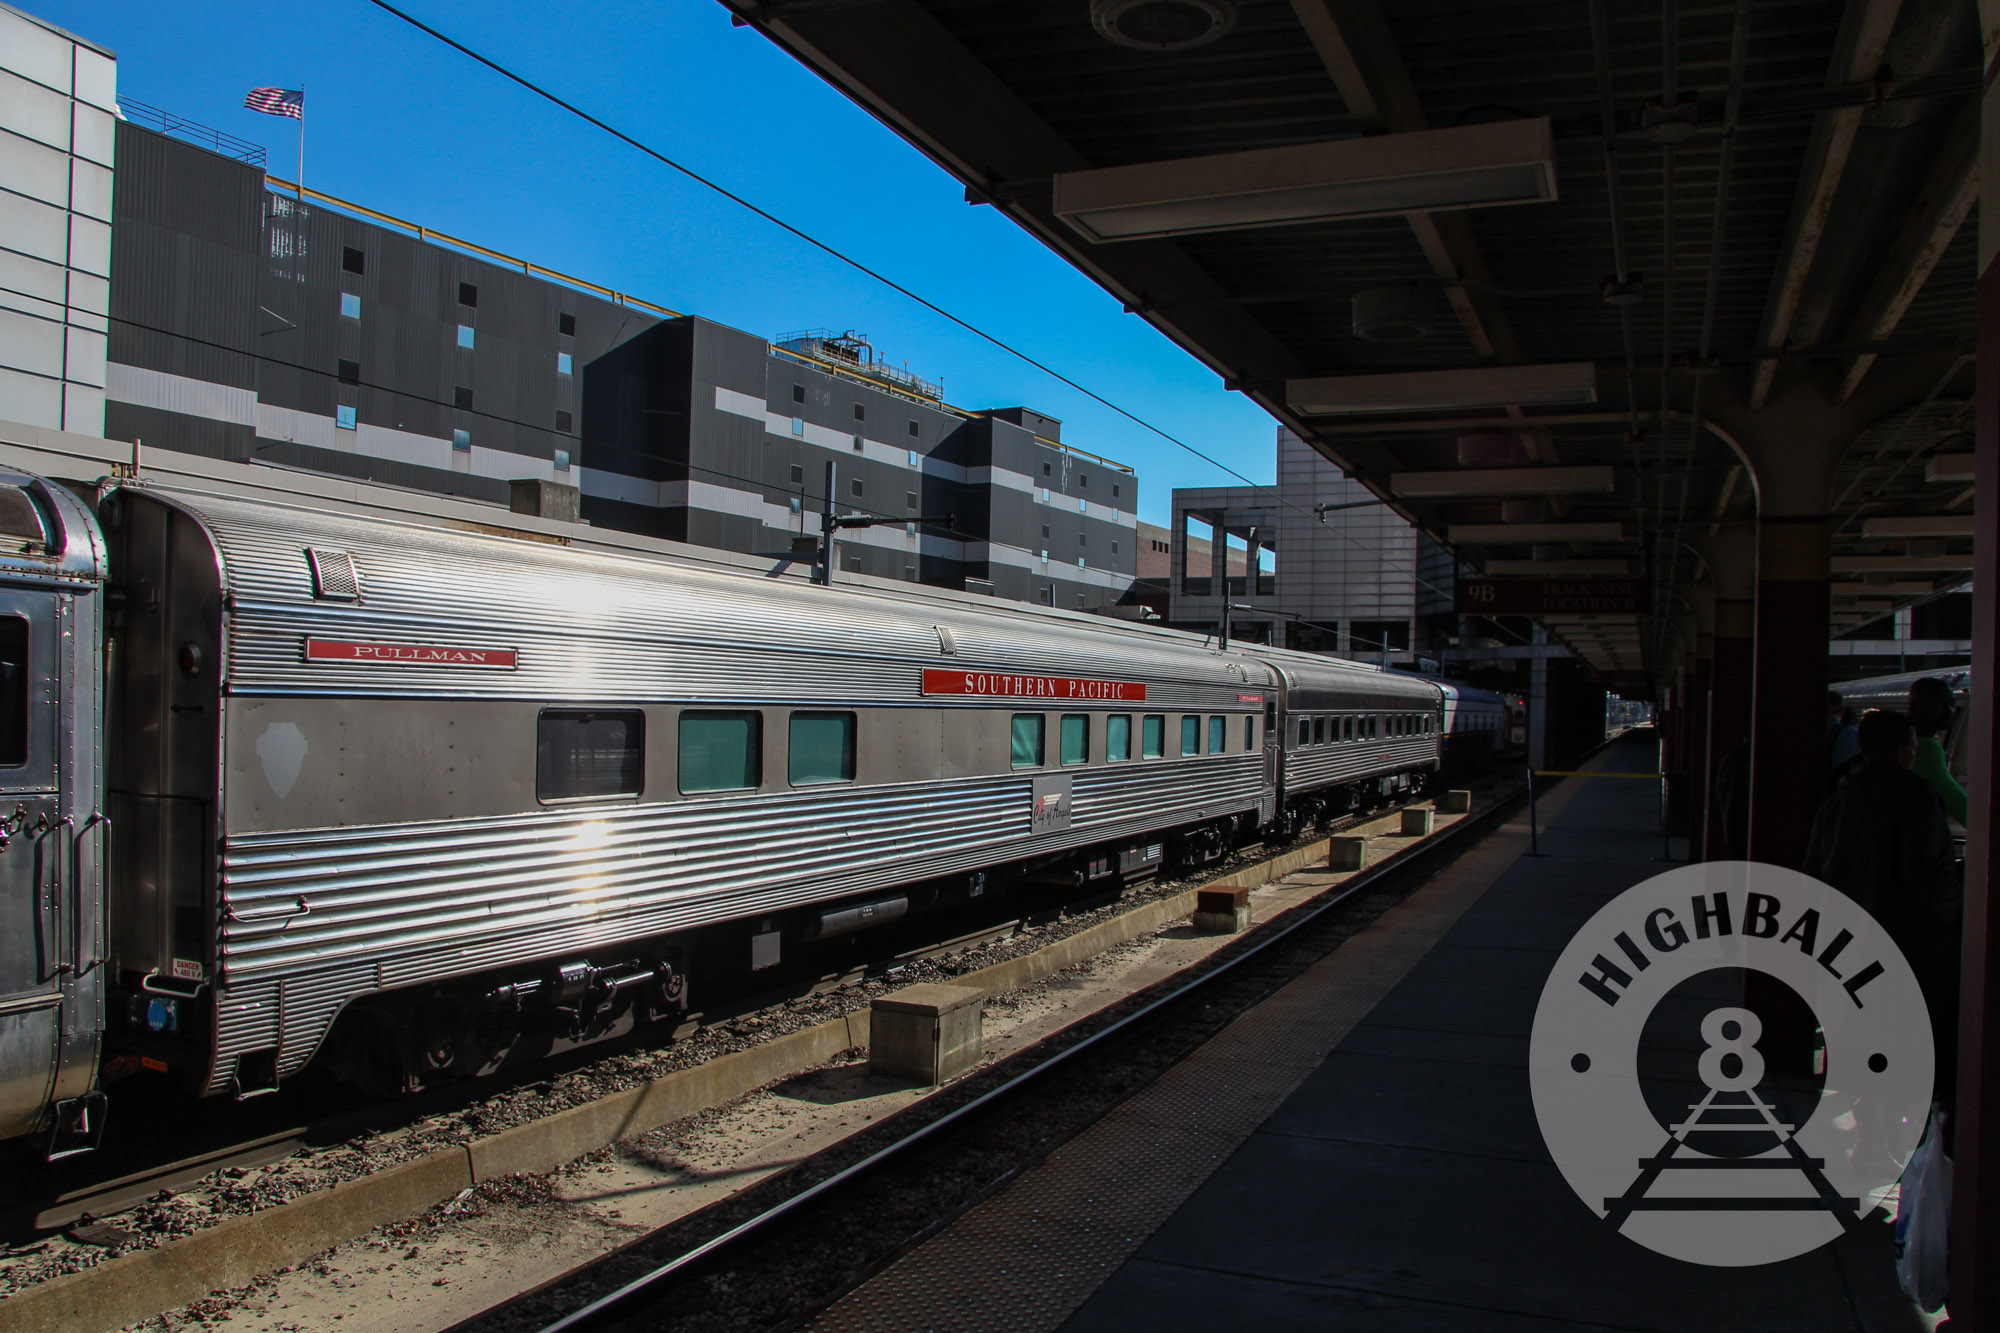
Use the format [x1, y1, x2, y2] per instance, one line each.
[1, 468, 1451, 1154]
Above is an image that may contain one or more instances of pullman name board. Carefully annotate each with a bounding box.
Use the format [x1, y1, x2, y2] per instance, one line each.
[1456, 579, 1643, 616]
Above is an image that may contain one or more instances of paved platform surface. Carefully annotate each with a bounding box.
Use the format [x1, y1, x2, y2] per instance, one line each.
[813, 732, 1929, 1333]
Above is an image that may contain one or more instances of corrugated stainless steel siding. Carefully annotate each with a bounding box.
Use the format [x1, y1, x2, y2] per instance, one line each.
[1283, 736, 1437, 795]
[205, 754, 1265, 1093]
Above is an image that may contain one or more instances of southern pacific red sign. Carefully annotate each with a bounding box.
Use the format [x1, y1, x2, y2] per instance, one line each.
[921, 669, 1144, 702]
[305, 638, 518, 669]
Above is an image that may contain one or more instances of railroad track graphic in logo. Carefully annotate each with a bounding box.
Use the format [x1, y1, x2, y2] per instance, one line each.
[1530, 862, 1932, 1267]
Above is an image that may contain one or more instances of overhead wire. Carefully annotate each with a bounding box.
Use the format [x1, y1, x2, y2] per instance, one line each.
[348, 0, 1529, 642]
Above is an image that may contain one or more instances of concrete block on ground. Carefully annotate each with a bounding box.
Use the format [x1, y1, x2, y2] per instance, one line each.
[1328, 836, 1368, 872]
[870, 983, 985, 1084]
[1401, 807, 1436, 836]
[1193, 886, 1251, 934]
[1441, 789, 1472, 814]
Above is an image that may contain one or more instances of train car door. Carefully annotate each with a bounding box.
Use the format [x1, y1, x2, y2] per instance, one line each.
[0, 588, 69, 1145]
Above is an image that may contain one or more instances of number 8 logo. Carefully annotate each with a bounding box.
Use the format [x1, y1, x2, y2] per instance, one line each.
[1696, 1006, 1765, 1093]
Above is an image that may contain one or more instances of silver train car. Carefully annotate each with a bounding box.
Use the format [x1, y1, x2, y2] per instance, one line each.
[1, 468, 1446, 1155]
[1437, 680, 1513, 772]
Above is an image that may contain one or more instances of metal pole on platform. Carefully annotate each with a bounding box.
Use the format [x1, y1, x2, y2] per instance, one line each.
[1657, 731, 1673, 862]
[1524, 764, 1547, 858]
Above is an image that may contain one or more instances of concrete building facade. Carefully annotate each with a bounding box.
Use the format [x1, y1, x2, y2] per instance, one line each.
[33, 74, 1140, 612]
[1168, 427, 1456, 666]
[0, 3, 116, 437]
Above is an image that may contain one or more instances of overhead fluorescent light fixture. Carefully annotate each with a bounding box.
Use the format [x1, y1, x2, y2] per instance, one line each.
[1053, 118, 1556, 243]
[1289, 362, 1597, 416]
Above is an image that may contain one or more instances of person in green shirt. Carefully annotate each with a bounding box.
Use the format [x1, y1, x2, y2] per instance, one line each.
[1907, 676, 1967, 826]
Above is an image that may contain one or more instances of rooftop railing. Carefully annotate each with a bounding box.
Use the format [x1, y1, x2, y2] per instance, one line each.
[120, 97, 266, 166]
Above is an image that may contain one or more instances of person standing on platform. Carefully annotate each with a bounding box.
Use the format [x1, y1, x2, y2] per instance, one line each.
[1803, 709, 1961, 1101]
[1826, 691, 1861, 791]
[1906, 676, 1967, 826]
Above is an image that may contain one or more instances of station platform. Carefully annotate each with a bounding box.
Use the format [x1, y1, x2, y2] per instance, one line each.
[811, 731, 1929, 1333]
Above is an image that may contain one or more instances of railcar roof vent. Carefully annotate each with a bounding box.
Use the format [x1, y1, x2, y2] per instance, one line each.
[306, 548, 361, 601]
[935, 625, 958, 655]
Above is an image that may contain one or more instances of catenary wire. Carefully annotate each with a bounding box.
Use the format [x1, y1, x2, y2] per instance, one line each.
[348, 0, 1512, 635]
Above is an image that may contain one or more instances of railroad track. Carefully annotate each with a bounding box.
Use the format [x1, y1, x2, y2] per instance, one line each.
[2, 781, 1502, 1253]
[457, 778, 1528, 1333]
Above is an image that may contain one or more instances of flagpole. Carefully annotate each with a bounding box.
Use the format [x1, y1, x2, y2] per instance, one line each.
[296, 85, 305, 201]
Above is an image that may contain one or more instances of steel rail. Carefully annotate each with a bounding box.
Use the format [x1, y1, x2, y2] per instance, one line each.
[529, 779, 1531, 1333]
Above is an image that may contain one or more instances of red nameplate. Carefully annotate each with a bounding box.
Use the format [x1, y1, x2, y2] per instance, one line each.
[305, 638, 518, 669]
[921, 669, 1144, 702]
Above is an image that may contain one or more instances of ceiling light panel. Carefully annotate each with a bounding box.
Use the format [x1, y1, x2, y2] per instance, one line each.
[1052, 119, 1556, 243]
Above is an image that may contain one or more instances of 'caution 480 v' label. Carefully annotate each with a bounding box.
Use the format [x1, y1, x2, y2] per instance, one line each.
[1529, 862, 1933, 1267]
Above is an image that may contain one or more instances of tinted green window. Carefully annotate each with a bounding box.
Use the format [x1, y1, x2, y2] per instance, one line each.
[788, 711, 855, 785]
[678, 710, 761, 793]
[1181, 715, 1199, 756]
[1011, 713, 1045, 769]
[1209, 715, 1225, 754]
[1060, 714, 1089, 766]
[1244, 716, 1256, 751]
[1142, 714, 1165, 759]
[1298, 720, 1309, 746]
[537, 709, 644, 802]
[1107, 714, 1131, 762]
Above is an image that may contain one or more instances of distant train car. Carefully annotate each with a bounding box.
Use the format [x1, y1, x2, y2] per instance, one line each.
[1246, 646, 1442, 834]
[1437, 681, 1510, 773]
[0, 466, 1453, 1156]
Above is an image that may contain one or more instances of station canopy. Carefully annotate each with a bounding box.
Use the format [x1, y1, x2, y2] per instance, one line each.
[730, 0, 1979, 685]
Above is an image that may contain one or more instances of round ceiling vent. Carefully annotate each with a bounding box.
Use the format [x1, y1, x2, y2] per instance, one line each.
[1090, 0, 1237, 51]
[1352, 285, 1437, 342]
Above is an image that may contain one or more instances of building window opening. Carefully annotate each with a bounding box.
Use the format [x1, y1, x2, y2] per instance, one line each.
[458, 281, 478, 308]
[792, 418, 805, 436]
[792, 383, 806, 403]
[555, 409, 573, 434]
[907, 420, 919, 437]
[558, 311, 576, 336]
[457, 324, 475, 349]
[336, 405, 358, 431]
[850, 479, 863, 498]
[339, 291, 360, 319]
[852, 435, 864, 452]
[454, 385, 473, 410]
[452, 427, 470, 451]
[342, 246, 366, 275]
[557, 352, 573, 375]
[906, 492, 918, 509]
[854, 403, 866, 421]
[790, 464, 805, 483]
[337, 359, 360, 385]
[1042, 461, 1052, 477]
[538, 709, 643, 802]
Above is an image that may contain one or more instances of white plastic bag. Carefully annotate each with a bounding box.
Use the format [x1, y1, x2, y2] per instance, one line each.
[1896, 1107, 1951, 1313]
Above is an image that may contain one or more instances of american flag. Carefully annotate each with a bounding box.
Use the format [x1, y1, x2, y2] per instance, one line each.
[244, 87, 304, 119]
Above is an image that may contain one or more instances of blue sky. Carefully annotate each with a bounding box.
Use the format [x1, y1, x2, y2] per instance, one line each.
[42, 0, 1283, 524]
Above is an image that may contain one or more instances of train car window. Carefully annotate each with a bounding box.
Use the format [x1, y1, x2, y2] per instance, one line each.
[1107, 714, 1132, 762]
[1011, 713, 1045, 769]
[1142, 714, 1165, 759]
[539, 709, 644, 802]
[1315, 718, 1327, 745]
[0, 617, 24, 766]
[679, 710, 762, 793]
[789, 711, 855, 786]
[1244, 716, 1256, 751]
[1209, 715, 1225, 754]
[1344, 717, 1355, 742]
[1298, 720, 1310, 747]
[1060, 714, 1089, 766]
[1181, 715, 1199, 756]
